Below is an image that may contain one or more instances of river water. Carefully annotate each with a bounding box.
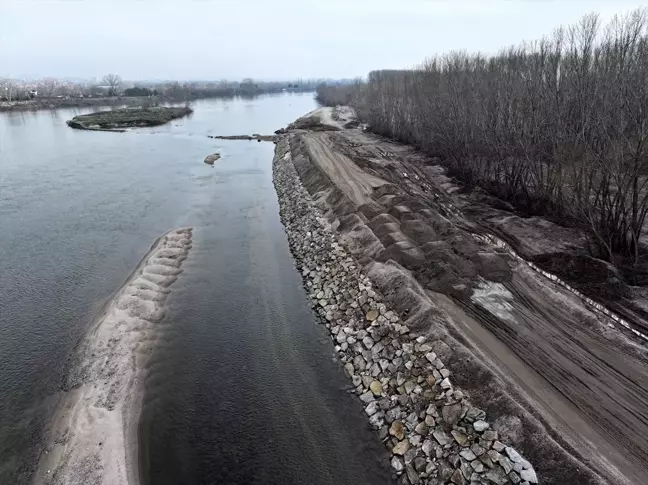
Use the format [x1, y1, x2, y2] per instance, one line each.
[0, 95, 392, 484]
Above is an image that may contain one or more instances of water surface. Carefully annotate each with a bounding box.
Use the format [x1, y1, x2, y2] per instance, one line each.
[0, 95, 392, 484]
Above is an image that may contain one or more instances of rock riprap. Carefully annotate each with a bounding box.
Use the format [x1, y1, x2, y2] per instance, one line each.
[272, 136, 539, 484]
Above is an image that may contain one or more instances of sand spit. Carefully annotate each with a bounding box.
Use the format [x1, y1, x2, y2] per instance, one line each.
[32, 228, 193, 485]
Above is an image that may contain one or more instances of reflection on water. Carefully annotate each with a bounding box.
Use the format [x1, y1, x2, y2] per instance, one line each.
[0, 94, 393, 485]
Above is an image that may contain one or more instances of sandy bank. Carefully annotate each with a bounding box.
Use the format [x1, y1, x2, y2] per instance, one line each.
[32, 228, 193, 485]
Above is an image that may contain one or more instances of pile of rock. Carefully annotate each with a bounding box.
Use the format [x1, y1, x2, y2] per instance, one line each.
[273, 137, 538, 485]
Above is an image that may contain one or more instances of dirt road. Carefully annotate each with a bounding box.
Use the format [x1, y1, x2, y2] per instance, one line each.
[285, 108, 648, 485]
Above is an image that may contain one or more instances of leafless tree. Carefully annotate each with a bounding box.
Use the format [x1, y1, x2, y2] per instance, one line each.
[0, 79, 17, 101]
[320, 9, 648, 276]
[40, 78, 57, 98]
[102, 74, 122, 97]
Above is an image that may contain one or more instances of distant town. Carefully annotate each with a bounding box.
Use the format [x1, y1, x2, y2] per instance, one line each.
[0, 75, 355, 107]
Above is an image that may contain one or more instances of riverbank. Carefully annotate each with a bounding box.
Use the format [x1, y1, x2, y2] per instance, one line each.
[273, 137, 543, 485]
[66, 106, 193, 131]
[272, 108, 648, 485]
[32, 228, 192, 485]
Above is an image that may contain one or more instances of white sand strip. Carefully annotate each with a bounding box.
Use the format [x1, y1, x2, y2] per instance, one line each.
[32, 228, 193, 485]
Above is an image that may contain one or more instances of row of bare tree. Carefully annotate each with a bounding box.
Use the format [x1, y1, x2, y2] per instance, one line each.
[319, 10, 648, 273]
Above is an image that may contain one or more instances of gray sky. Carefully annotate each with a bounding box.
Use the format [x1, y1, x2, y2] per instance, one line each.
[1, 0, 646, 81]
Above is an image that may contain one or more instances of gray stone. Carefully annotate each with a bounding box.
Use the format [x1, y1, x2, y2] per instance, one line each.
[365, 401, 378, 416]
[440, 377, 452, 389]
[479, 452, 495, 469]
[465, 407, 485, 422]
[404, 448, 417, 465]
[470, 444, 485, 457]
[509, 471, 521, 484]
[473, 420, 489, 432]
[482, 430, 498, 441]
[391, 456, 404, 473]
[499, 456, 513, 474]
[425, 352, 437, 363]
[487, 450, 502, 462]
[442, 403, 463, 425]
[415, 422, 429, 435]
[492, 441, 506, 452]
[369, 411, 384, 428]
[343, 363, 355, 378]
[386, 406, 402, 423]
[484, 468, 508, 485]
[406, 464, 421, 484]
[460, 460, 473, 479]
[470, 460, 484, 473]
[450, 469, 465, 485]
[520, 469, 538, 483]
[362, 336, 374, 349]
[422, 439, 434, 456]
[505, 447, 523, 463]
[433, 430, 450, 446]
[414, 457, 427, 472]
[353, 355, 366, 371]
[460, 449, 477, 461]
[438, 461, 454, 481]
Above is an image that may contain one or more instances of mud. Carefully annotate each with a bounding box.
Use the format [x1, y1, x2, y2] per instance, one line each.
[281, 107, 648, 485]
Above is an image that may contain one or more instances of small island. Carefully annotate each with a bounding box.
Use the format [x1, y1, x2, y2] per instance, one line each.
[66, 106, 193, 131]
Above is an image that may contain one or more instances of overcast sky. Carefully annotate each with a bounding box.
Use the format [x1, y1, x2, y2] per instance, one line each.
[1, 0, 645, 81]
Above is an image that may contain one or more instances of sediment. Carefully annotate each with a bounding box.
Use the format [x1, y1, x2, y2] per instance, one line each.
[32, 228, 193, 485]
[273, 139, 545, 485]
[66, 106, 193, 131]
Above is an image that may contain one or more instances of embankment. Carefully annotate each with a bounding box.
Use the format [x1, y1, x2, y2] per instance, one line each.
[32, 228, 192, 485]
[274, 139, 545, 485]
[272, 107, 648, 485]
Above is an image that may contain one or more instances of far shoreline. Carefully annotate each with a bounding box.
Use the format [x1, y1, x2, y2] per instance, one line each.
[0, 90, 316, 113]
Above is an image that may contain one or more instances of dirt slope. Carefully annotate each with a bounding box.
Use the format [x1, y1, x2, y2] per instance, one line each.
[283, 108, 648, 485]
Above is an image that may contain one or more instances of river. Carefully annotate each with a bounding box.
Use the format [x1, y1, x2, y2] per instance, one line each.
[0, 94, 393, 485]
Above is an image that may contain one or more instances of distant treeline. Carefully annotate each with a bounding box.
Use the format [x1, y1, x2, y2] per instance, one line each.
[151, 79, 319, 100]
[317, 9, 648, 277]
[0, 77, 330, 102]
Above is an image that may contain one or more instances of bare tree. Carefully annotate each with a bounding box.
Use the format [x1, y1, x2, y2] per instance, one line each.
[0, 79, 17, 101]
[319, 8, 648, 275]
[102, 74, 122, 97]
[41, 78, 57, 98]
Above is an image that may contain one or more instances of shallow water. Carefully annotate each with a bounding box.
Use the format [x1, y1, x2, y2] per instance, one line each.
[0, 95, 392, 484]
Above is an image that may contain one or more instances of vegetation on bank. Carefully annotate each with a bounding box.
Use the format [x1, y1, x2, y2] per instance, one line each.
[317, 9, 648, 280]
[66, 106, 192, 131]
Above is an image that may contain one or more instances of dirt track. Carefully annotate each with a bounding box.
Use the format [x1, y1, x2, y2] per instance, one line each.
[285, 108, 648, 485]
